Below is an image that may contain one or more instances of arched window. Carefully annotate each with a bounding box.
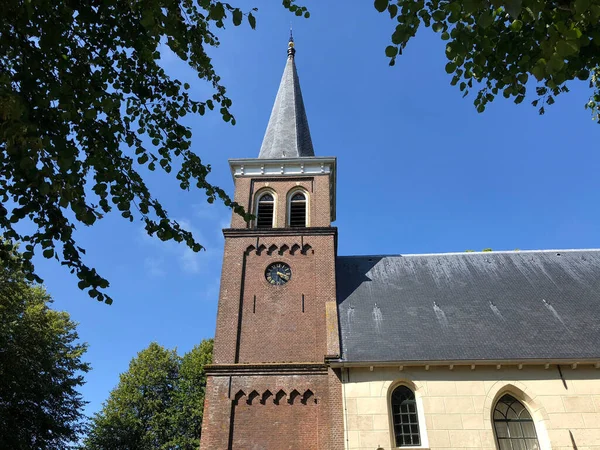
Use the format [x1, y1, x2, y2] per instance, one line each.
[390, 386, 420, 447]
[493, 394, 540, 450]
[288, 192, 307, 227]
[256, 193, 274, 229]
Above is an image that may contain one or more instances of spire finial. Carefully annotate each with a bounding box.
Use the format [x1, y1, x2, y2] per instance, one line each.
[287, 26, 296, 58]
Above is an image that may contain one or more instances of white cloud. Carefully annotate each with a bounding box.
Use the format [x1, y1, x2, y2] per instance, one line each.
[193, 202, 230, 221]
[191, 202, 231, 243]
[180, 247, 202, 274]
[138, 216, 223, 276]
[144, 257, 166, 277]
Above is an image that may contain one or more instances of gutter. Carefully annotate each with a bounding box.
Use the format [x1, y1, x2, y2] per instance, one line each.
[328, 358, 600, 370]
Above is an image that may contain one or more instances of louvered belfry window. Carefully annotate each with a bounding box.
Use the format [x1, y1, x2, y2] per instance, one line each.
[256, 193, 274, 229]
[289, 192, 307, 227]
[391, 386, 421, 447]
[493, 394, 540, 450]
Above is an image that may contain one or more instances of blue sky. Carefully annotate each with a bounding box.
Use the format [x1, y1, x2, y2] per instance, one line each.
[34, 1, 600, 418]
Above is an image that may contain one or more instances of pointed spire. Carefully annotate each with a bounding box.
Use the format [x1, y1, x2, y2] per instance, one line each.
[258, 34, 314, 159]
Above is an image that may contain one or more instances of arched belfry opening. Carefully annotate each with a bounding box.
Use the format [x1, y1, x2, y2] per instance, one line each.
[289, 191, 307, 227]
[256, 192, 275, 228]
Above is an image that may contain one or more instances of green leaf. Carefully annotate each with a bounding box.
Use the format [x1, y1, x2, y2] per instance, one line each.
[248, 12, 256, 29]
[463, 0, 482, 14]
[211, 3, 225, 21]
[575, 0, 590, 14]
[374, 0, 389, 13]
[504, 0, 523, 18]
[385, 45, 398, 57]
[474, 53, 486, 67]
[565, 28, 583, 40]
[432, 10, 446, 21]
[447, 2, 462, 15]
[140, 9, 154, 28]
[391, 26, 405, 44]
[232, 9, 242, 26]
[388, 4, 398, 18]
[445, 62, 457, 73]
[43, 248, 54, 258]
[511, 20, 523, 31]
[547, 55, 565, 74]
[556, 40, 578, 57]
[432, 22, 444, 32]
[531, 61, 546, 81]
[577, 69, 590, 80]
[477, 12, 493, 28]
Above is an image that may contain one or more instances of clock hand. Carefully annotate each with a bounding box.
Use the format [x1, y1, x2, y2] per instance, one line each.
[277, 272, 289, 280]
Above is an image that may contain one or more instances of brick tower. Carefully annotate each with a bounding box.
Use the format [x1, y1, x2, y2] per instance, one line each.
[199, 35, 343, 449]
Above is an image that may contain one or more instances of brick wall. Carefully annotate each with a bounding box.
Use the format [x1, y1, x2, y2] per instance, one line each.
[230, 175, 333, 229]
[201, 171, 343, 449]
[212, 231, 337, 365]
[200, 369, 343, 449]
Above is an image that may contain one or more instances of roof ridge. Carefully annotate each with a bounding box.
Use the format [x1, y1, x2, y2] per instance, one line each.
[338, 248, 600, 258]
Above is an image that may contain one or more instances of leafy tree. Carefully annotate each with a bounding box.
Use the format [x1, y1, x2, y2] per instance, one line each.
[375, 0, 600, 121]
[84, 339, 213, 450]
[0, 241, 90, 449]
[172, 339, 214, 448]
[0, 0, 306, 304]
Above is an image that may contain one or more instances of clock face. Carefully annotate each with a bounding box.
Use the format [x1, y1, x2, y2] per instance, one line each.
[265, 262, 292, 286]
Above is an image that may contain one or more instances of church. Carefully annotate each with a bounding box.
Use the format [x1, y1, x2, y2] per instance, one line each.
[200, 36, 600, 450]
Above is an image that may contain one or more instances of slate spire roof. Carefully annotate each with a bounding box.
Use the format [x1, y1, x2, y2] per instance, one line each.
[258, 33, 315, 159]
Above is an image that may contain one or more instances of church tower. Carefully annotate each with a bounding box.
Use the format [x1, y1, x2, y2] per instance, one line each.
[200, 36, 344, 449]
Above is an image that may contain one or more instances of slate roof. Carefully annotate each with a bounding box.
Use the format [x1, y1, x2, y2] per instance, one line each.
[258, 40, 314, 159]
[336, 250, 600, 363]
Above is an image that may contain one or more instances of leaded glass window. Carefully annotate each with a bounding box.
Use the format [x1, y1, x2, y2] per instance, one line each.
[289, 192, 307, 227]
[493, 394, 540, 450]
[391, 386, 420, 447]
[256, 193, 274, 229]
